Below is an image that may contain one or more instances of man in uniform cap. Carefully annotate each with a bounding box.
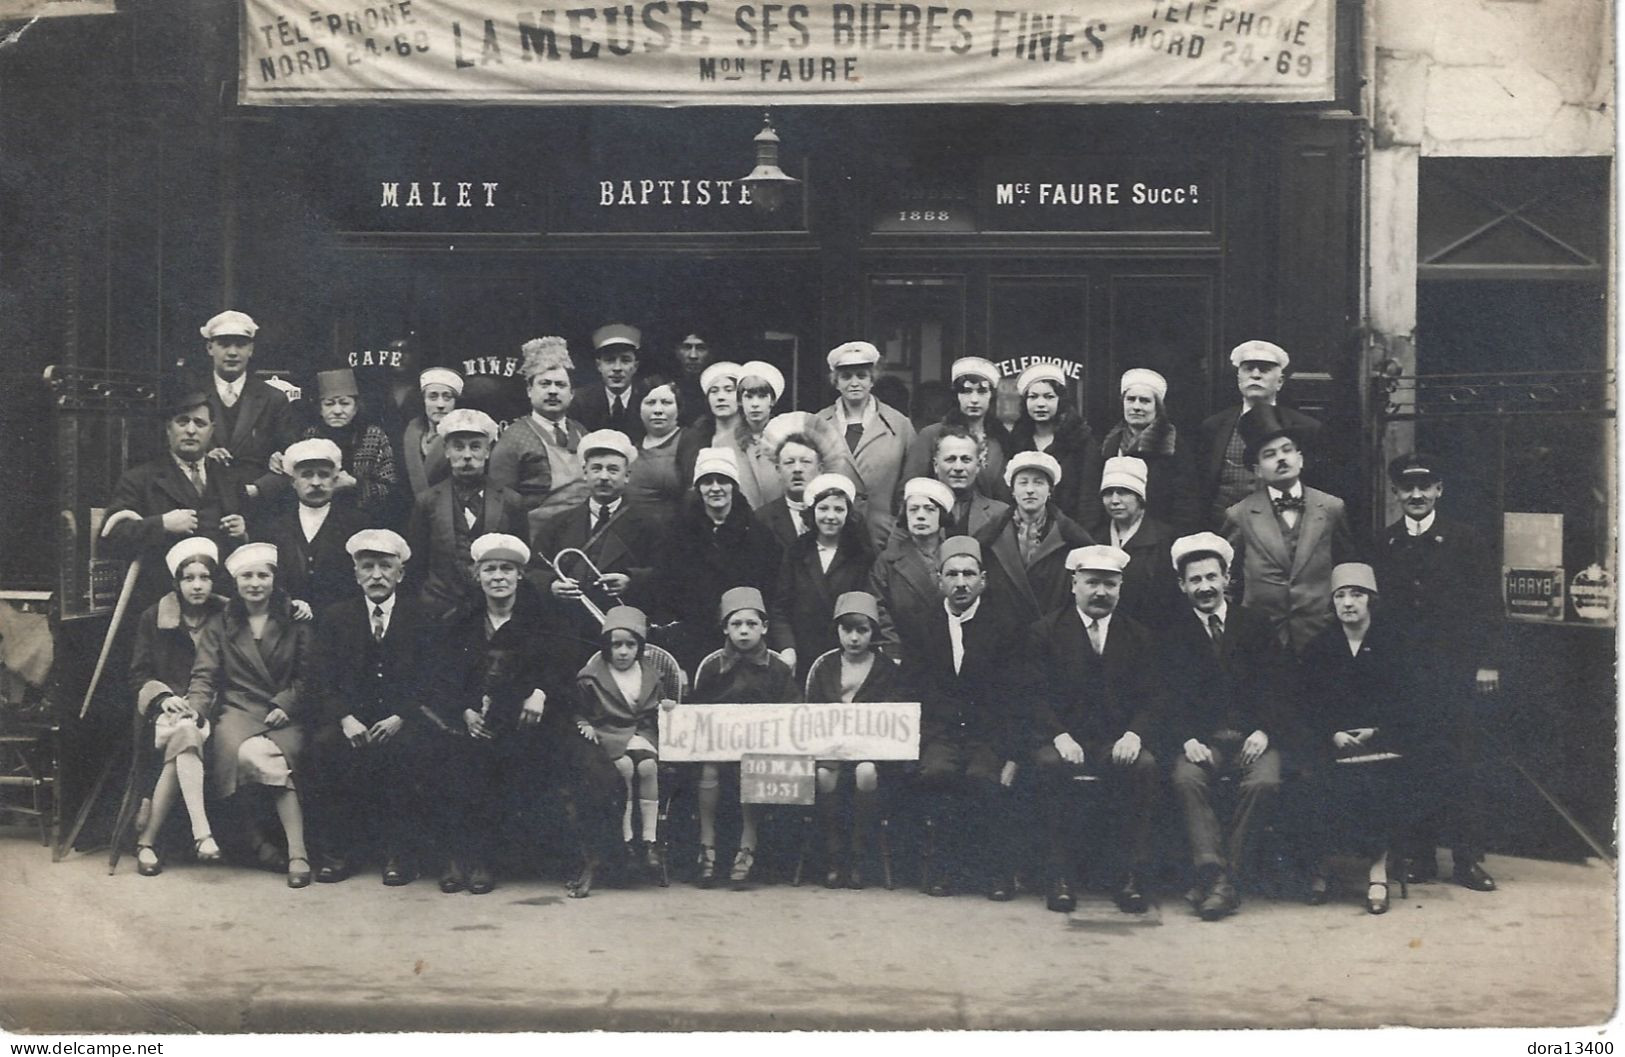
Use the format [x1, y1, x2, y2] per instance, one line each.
[257, 438, 368, 614]
[196, 310, 300, 511]
[1198, 340, 1324, 527]
[815, 340, 916, 546]
[573, 324, 647, 442]
[1220, 404, 1357, 654]
[1022, 544, 1164, 914]
[1161, 532, 1290, 920]
[899, 535, 1026, 900]
[405, 407, 528, 623]
[103, 389, 250, 615]
[1375, 454, 1499, 892]
[307, 529, 434, 887]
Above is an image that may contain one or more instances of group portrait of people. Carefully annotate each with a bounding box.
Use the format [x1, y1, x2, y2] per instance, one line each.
[102, 309, 1505, 921]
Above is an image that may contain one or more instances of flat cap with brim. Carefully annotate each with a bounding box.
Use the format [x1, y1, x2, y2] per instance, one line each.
[1331, 562, 1379, 595]
[833, 591, 881, 624]
[1170, 531, 1234, 572]
[601, 605, 649, 640]
[1066, 544, 1131, 574]
[1236, 404, 1303, 464]
[1099, 455, 1148, 499]
[419, 367, 464, 395]
[827, 341, 881, 370]
[200, 310, 258, 340]
[438, 408, 500, 441]
[738, 360, 785, 401]
[1015, 362, 1067, 395]
[1005, 450, 1063, 488]
[939, 535, 983, 569]
[719, 586, 767, 622]
[1230, 339, 1290, 369]
[1119, 368, 1168, 401]
[902, 477, 955, 515]
[224, 542, 278, 577]
[165, 536, 219, 577]
[1388, 453, 1440, 485]
[951, 357, 1001, 387]
[700, 361, 742, 393]
[579, 429, 637, 465]
[804, 472, 857, 506]
[283, 438, 343, 469]
[316, 368, 359, 400]
[693, 446, 740, 485]
[470, 533, 530, 566]
[346, 528, 411, 563]
[593, 323, 642, 352]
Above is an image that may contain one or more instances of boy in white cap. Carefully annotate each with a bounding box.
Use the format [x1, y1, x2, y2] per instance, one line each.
[1023, 544, 1164, 914]
[815, 340, 916, 545]
[197, 310, 299, 510]
[1198, 340, 1324, 526]
[405, 407, 528, 623]
[899, 356, 1014, 503]
[982, 449, 1096, 626]
[257, 438, 368, 613]
[573, 324, 646, 442]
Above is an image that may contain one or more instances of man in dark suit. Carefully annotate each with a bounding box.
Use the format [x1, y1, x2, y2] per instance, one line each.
[405, 408, 529, 623]
[1375, 453, 1500, 892]
[257, 438, 367, 614]
[103, 390, 249, 615]
[899, 535, 1025, 900]
[884, 425, 1012, 550]
[1025, 544, 1163, 914]
[1199, 340, 1323, 528]
[1163, 532, 1290, 920]
[308, 529, 435, 886]
[196, 310, 300, 510]
[753, 429, 824, 552]
[570, 323, 646, 443]
[528, 429, 662, 666]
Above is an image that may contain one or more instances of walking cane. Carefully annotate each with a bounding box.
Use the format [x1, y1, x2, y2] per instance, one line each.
[80, 510, 146, 721]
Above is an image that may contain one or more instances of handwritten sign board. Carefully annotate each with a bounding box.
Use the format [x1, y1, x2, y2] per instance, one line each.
[238, 0, 1336, 107]
[740, 754, 817, 804]
[659, 701, 921, 762]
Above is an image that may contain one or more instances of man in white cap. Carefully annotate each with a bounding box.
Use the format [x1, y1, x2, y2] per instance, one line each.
[815, 340, 916, 546]
[982, 450, 1096, 625]
[1098, 455, 1181, 628]
[573, 324, 646, 442]
[1198, 340, 1323, 526]
[307, 529, 433, 887]
[1161, 532, 1289, 921]
[528, 429, 662, 664]
[405, 407, 528, 623]
[197, 310, 299, 509]
[1023, 544, 1163, 914]
[900, 356, 1012, 503]
[257, 438, 368, 613]
[902, 535, 1025, 901]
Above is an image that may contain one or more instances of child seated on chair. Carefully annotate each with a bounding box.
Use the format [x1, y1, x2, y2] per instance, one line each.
[574, 605, 680, 886]
[803, 591, 901, 889]
[690, 586, 800, 887]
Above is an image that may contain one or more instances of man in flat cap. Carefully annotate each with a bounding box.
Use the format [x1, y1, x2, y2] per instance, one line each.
[900, 535, 1026, 900]
[572, 324, 647, 442]
[307, 529, 434, 886]
[196, 310, 299, 511]
[1023, 545, 1163, 915]
[1375, 454, 1500, 892]
[1161, 532, 1290, 920]
[103, 390, 250, 615]
[815, 341, 916, 547]
[257, 438, 368, 614]
[1220, 404, 1357, 654]
[1199, 340, 1323, 528]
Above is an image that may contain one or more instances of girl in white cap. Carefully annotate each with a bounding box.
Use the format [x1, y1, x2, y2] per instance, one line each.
[296, 367, 399, 522]
[1008, 362, 1106, 530]
[1098, 367, 1200, 533]
[127, 538, 228, 876]
[400, 367, 461, 502]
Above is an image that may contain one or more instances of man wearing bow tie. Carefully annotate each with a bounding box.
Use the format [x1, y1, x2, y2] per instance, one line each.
[1220, 405, 1357, 654]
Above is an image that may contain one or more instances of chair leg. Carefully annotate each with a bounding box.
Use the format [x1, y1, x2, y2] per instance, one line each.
[791, 810, 814, 887]
[879, 817, 895, 891]
[919, 816, 936, 893]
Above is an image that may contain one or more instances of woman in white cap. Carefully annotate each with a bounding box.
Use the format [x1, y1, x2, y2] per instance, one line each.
[767, 472, 876, 683]
[1007, 362, 1106, 530]
[296, 367, 399, 522]
[676, 360, 744, 486]
[623, 372, 692, 522]
[184, 542, 317, 888]
[899, 356, 1014, 503]
[731, 359, 788, 509]
[127, 538, 229, 876]
[1099, 367, 1200, 533]
[982, 450, 1097, 625]
[1097, 455, 1182, 627]
[1298, 563, 1427, 915]
[399, 367, 461, 504]
[868, 477, 956, 662]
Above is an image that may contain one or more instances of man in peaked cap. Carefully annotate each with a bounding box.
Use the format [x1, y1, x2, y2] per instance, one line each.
[1022, 544, 1164, 915]
[816, 340, 917, 546]
[573, 324, 647, 442]
[256, 438, 368, 614]
[1375, 453, 1500, 892]
[1198, 340, 1324, 527]
[197, 310, 300, 511]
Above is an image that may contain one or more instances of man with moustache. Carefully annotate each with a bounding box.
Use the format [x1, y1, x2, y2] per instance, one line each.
[754, 431, 827, 551]
[196, 311, 299, 510]
[1199, 341, 1323, 528]
[572, 324, 647, 442]
[1162, 532, 1289, 921]
[257, 439, 367, 614]
[489, 337, 590, 520]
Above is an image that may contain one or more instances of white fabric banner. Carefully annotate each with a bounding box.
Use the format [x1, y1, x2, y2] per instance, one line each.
[239, 0, 1336, 106]
[658, 701, 921, 762]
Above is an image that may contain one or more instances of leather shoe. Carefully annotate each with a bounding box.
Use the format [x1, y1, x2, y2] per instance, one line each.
[1453, 862, 1497, 892]
[1366, 881, 1390, 915]
[316, 858, 352, 884]
[1115, 873, 1148, 914]
[925, 874, 952, 897]
[381, 856, 413, 887]
[438, 860, 467, 894]
[986, 877, 1016, 902]
[1046, 878, 1076, 913]
[1199, 879, 1239, 921]
[1403, 860, 1439, 885]
[467, 862, 495, 895]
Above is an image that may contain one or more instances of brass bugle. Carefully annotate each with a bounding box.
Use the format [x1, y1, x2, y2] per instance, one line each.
[552, 546, 610, 624]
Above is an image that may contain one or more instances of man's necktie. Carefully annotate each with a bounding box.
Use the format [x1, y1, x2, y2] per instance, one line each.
[372, 605, 387, 643]
[1087, 620, 1104, 656]
[1207, 614, 1224, 656]
[186, 461, 205, 494]
[594, 502, 610, 532]
[220, 387, 237, 409]
[845, 422, 863, 452]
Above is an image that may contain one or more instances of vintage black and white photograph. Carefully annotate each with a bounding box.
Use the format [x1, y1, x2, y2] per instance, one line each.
[0, 0, 1615, 1039]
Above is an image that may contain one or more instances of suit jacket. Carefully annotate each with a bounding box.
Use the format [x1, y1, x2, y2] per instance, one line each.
[1159, 603, 1292, 754]
[815, 399, 916, 548]
[104, 454, 244, 614]
[753, 496, 801, 553]
[984, 506, 1095, 625]
[1222, 485, 1356, 653]
[767, 530, 877, 677]
[899, 421, 1012, 506]
[899, 595, 1024, 756]
[1198, 403, 1323, 525]
[1024, 606, 1162, 752]
[258, 503, 369, 614]
[404, 478, 529, 622]
[571, 382, 647, 443]
[1374, 515, 1501, 678]
[205, 375, 300, 501]
[528, 498, 663, 649]
[315, 592, 432, 729]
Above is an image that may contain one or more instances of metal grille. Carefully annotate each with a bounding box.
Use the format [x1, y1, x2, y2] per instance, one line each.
[1375, 369, 1615, 420]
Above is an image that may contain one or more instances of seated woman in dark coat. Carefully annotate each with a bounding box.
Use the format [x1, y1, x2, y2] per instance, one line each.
[869, 476, 955, 664]
[1007, 363, 1105, 530]
[1098, 368, 1200, 534]
[128, 537, 228, 876]
[768, 472, 876, 684]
